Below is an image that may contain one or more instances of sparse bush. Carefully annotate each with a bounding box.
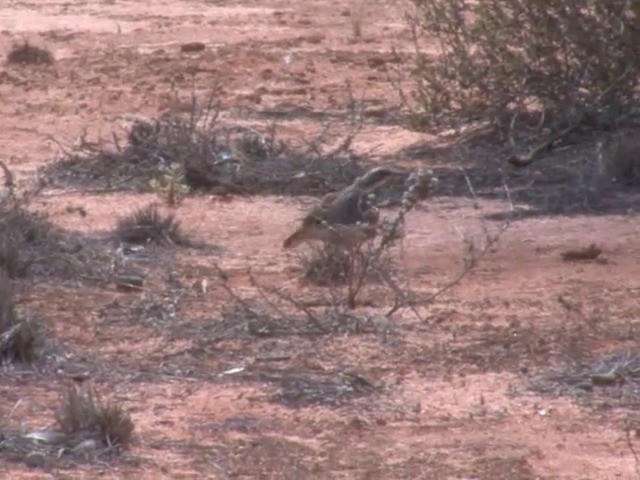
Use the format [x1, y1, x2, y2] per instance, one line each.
[115, 204, 187, 246]
[0, 203, 56, 278]
[0, 271, 41, 363]
[6, 41, 54, 65]
[407, 0, 639, 151]
[55, 387, 134, 448]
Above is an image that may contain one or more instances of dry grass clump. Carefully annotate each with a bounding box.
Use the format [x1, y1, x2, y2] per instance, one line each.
[6, 41, 54, 65]
[0, 388, 134, 465]
[115, 204, 187, 246]
[407, 0, 639, 158]
[0, 271, 41, 363]
[55, 387, 134, 449]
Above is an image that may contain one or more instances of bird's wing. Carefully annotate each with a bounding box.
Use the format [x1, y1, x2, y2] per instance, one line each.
[320, 191, 340, 207]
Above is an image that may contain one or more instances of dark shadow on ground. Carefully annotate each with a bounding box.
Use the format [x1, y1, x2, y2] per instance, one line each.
[387, 131, 639, 220]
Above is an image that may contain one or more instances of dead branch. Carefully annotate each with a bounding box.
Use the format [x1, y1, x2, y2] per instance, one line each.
[247, 271, 329, 333]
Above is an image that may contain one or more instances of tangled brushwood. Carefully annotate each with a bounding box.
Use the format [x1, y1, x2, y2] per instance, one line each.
[47, 92, 365, 197]
[407, 0, 639, 143]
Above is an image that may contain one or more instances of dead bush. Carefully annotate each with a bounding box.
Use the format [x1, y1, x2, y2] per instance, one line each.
[44, 93, 365, 197]
[533, 350, 640, 409]
[115, 204, 187, 246]
[0, 271, 41, 363]
[406, 0, 639, 162]
[6, 41, 54, 65]
[55, 387, 134, 449]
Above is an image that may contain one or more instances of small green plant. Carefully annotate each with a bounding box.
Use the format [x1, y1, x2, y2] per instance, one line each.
[149, 162, 190, 207]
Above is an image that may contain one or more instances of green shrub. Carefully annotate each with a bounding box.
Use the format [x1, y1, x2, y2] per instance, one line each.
[407, 0, 639, 137]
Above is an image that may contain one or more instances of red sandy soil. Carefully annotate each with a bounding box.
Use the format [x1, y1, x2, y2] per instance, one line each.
[1, 1, 639, 479]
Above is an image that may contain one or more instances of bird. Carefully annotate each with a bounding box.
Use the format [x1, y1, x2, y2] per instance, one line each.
[283, 166, 405, 249]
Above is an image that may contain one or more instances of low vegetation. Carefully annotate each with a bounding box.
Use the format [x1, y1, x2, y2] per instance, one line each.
[115, 204, 188, 246]
[6, 41, 54, 65]
[45, 94, 366, 199]
[407, 0, 639, 165]
[55, 387, 135, 449]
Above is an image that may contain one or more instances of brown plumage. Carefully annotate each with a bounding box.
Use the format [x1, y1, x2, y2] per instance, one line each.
[283, 166, 404, 249]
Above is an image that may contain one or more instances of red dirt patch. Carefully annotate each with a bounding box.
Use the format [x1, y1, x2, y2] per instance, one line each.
[1, 1, 639, 479]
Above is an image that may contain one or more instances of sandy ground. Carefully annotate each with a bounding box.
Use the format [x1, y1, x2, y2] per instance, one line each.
[1, 1, 639, 479]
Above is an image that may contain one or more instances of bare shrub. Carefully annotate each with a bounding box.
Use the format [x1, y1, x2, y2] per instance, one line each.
[45, 92, 365, 197]
[406, 0, 639, 163]
[115, 204, 187, 246]
[55, 387, 134, 449]
[6, 41, 54, 65]
[533, 350, 640, 409]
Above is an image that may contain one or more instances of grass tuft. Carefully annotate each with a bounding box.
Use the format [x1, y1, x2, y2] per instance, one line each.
[115, 204, 188, 246]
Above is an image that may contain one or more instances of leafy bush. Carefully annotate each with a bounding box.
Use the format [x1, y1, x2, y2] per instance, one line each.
[407, 0, 639, 140]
